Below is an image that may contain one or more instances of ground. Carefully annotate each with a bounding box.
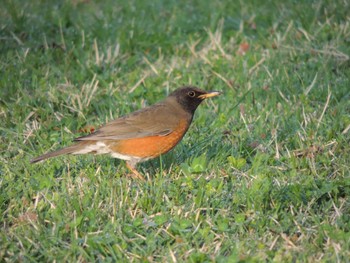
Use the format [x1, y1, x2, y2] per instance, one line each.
[1, 0, 349, 262]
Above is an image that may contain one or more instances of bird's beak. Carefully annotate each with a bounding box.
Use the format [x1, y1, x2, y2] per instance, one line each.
[198, 91, 221, 99]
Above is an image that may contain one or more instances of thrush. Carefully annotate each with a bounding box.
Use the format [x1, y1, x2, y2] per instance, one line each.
[31, 86, 220, 180]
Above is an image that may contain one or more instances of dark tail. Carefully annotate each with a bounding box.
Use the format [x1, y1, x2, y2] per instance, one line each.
[30, 144, 82, 163]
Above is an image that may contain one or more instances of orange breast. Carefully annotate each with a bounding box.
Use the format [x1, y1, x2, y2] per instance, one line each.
[109, 119, 189, 159]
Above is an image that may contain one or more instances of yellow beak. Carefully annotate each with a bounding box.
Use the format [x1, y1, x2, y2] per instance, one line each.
[198, 91, 221, 99]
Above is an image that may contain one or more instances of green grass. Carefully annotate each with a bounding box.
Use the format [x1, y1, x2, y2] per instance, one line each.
[1, 0, 350, 261]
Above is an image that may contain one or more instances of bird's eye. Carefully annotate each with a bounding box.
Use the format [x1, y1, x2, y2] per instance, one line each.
[188, 91, 196, 97]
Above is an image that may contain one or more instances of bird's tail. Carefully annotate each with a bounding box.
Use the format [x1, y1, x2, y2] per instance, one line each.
[30, 144, 82, 163]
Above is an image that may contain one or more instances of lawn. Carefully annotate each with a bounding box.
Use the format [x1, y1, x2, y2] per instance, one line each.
[1, 0, 349, 262]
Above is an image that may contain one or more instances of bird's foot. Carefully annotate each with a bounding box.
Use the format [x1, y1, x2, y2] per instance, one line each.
[126, 161, 145, 181]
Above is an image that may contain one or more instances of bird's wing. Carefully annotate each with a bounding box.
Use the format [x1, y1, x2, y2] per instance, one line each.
[75, 103, 184, 141]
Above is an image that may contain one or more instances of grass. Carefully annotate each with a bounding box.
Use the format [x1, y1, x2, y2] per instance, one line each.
[1, 0, 349, 261]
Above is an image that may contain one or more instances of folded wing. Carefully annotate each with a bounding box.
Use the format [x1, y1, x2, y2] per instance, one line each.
[75, 103, 180, 141]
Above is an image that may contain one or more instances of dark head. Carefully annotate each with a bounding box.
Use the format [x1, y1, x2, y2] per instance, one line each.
[169, 86, 221, 114]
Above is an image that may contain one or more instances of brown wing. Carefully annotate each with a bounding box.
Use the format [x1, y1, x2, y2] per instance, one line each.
[75, 101, 186, 141]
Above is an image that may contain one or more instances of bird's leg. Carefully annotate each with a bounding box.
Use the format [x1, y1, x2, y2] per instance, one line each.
[126, 161, 145, 181]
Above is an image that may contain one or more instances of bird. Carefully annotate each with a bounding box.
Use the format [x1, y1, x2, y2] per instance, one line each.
[31, 86, 221, 180]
